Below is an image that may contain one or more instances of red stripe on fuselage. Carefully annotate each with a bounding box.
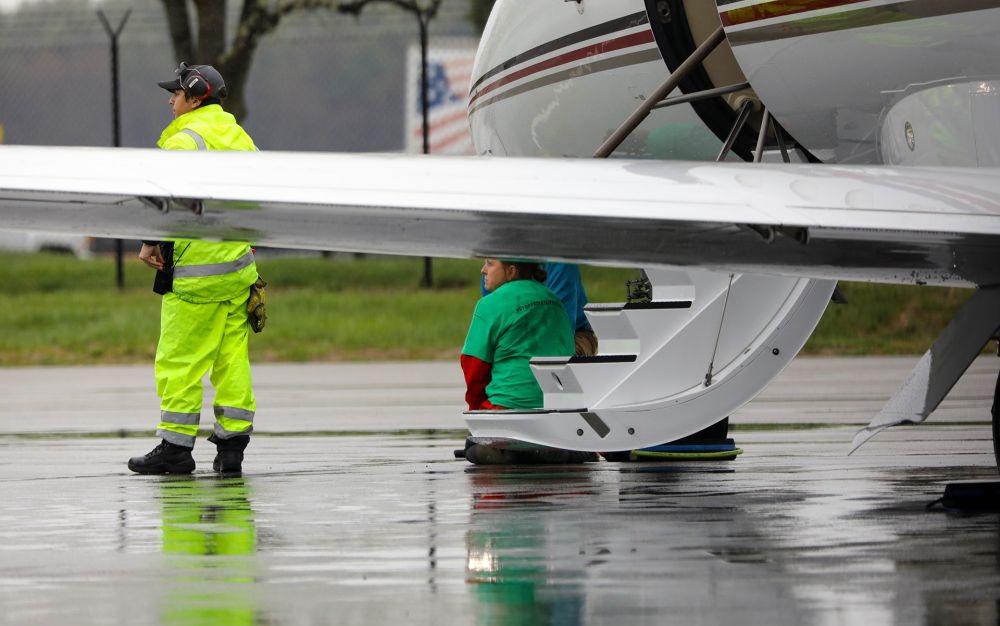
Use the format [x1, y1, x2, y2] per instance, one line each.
[720, 0, 873, 26]
[468, 29, 655, 106]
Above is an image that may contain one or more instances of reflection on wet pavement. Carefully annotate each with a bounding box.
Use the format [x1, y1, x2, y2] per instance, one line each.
[159, 478, 257, 626]
[0, 431, 997, 625]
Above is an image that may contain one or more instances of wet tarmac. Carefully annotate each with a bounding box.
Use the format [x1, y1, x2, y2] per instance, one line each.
[1, 358, 998, 625]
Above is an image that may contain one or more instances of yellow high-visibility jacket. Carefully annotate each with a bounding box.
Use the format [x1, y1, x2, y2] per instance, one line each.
[157, 104, 258, 303]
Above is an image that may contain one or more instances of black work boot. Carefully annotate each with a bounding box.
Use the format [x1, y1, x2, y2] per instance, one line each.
[465, 444, 598, 465]
[128, 440, 195, 474]
[465, 444, 516, 465]
[208, 434, 250, 473]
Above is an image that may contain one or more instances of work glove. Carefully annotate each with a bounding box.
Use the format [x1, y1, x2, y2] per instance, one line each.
[247, 276, 267, 333]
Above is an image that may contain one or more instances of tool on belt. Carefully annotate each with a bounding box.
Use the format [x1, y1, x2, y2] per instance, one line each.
[247, 276, 267, 333]
[151, 241, 175, 295]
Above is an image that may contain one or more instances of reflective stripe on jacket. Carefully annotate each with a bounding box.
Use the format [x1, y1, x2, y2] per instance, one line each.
[157, 104, 258, 303]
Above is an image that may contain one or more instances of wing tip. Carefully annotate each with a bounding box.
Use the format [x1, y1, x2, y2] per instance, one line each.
[847, 426, 882, 456]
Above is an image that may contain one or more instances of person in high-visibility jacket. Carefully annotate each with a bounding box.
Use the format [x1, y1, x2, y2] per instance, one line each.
[128, 62, 260, 475]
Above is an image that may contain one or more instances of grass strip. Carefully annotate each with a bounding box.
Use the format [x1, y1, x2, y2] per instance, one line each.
[0, 251, 984, 366]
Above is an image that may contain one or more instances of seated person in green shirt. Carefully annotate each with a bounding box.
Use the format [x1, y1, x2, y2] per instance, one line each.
[461, 259, 597, 465]
[461, 259, 573, 410]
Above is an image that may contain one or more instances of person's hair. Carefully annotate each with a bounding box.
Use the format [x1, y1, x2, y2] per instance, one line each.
[184, 94, 221, 108]
[503, 261, 547, 283]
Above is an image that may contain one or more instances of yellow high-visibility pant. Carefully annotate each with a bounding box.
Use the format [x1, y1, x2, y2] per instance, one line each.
[155, 292, 255, 447]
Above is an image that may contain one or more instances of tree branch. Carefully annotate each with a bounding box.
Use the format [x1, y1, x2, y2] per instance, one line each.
[222, 0, 338, 68]
[217, 0, 338, 121]
[338, 0, 443, 21]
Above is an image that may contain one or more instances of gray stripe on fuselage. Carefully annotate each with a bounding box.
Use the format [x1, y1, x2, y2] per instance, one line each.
[468, 48, 663, 117]
[471, 11, 649, 93]
[727, 0, 1000, 45]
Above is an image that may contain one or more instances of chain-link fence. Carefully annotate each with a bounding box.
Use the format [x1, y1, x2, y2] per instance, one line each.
[0, 0, 477, 151]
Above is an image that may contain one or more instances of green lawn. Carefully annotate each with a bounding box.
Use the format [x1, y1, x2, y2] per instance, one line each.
[0, 251, 981, 365]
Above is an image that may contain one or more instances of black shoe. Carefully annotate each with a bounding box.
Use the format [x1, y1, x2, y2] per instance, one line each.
[465, 444, 516, 465]
[523, 448, 599, 464]
[128, 440, 195, 475]
[208, 434, 250, 473]
[465, 444, 599, 466]
[454, 437, 475, 459]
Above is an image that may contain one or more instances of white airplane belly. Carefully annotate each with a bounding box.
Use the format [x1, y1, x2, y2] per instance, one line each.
[722, 2, 1000, 165]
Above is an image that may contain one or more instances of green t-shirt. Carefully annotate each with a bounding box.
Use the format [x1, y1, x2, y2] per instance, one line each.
[462, 279, 574, 409]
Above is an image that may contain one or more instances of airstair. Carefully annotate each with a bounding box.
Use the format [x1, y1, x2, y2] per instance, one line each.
[466, 269, 835, 452]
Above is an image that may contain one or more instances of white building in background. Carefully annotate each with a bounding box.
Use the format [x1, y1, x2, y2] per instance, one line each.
[0, 230, 93, 258]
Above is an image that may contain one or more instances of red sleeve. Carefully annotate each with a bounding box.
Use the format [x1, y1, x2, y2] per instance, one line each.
[461, 354, 492, 410]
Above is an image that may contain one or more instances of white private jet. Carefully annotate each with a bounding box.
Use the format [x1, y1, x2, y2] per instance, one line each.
[0, 0, 998, 464]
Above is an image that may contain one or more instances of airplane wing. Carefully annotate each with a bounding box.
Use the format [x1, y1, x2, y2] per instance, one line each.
[1, 145, 999, 287]
[2, 145, 998, 453]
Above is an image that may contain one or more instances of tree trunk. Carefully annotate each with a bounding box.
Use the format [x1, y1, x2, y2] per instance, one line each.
[161, 0, 339, 123]
[194, 0, 227, 63]
[160, 0, 194, 62]
[217, 51, 253, 122]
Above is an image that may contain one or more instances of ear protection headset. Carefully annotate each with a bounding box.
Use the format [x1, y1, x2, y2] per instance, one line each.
[175, 62, 217, 100]
[174, 61, 227, 101]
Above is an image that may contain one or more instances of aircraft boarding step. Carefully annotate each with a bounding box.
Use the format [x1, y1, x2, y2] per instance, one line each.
[465, 267, 836, 452]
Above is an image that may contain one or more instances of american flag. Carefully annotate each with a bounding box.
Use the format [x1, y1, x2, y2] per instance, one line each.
[406, 41, 477, 155]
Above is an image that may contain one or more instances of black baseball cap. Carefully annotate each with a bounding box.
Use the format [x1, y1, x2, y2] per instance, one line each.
[158, 62, 228, 100]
